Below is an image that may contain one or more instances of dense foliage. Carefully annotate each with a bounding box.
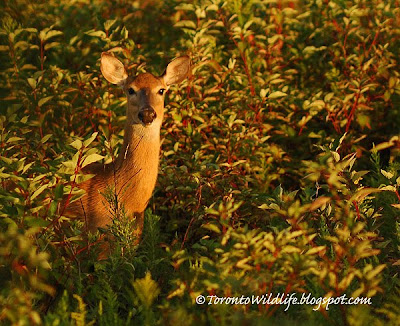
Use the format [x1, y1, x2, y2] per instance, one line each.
[1, 0, 400, 324]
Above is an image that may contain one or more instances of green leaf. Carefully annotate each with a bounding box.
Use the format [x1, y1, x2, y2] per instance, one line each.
[174, 20, 197, 29]
[31, 184, 49, 200]
[83, 132, 98, 147]
[0, 171, 11, 178]
[23, 28, 37, 33]
[22, 162, 34, 174]
[42, 30, 63, 41]
[48, 201, 58, 216]
[54, 184, 64, 200]
[70, 139, 83, 150]
[85, 30, 106, 38]
[27, 78, 37, 89]
[309, 196, 331, 211]
[202, 223, 221, 234]
[350, 188, 381, 202]
[74, 173, 95, 184]
[305, 246, 326, 256]
[104, 19, 117, 31]
[41, 134, 52, 143]
[38, 96, 53, 107]
[81, 154, 104, 168]
[380, 169, 394, 179]
[132, 272, 160, 309]
[1, 156, 14, 164]
[44, 42, 59, 50]
[206, 4, 219, 11]
[7, 137, 23, 143]
[61, 160, 77, 170]
[25, 216, 49, 227]
[268, 91, 287, 99]
[365, 264, 386, 280]
[260, 89, 268, 98]
[380, 185, 396, 192]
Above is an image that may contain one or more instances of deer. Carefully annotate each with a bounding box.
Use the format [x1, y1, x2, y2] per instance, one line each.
[66, 52, 190, 240]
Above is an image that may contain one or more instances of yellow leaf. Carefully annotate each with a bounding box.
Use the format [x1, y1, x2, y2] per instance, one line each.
[380, 185, 396, 192]
[81, 154, 104, 168]
[365, 264, 386, 280]
[268, 91, 287, 99]
[133, 272, 160, 308]
[350, 188, 381, 202]
[305, 246, 326, 255]
[380, 169, 394, 179]
[309, 196, 331, 211]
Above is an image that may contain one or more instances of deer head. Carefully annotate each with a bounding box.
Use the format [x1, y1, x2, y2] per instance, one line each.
[100, 53, 190, 139]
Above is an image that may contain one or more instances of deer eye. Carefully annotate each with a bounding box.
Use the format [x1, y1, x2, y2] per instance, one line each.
[128, 88, 136, 95]
[158, 88, 166, 95]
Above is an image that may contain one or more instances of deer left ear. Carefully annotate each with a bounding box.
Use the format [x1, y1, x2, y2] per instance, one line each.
[162, 56, 191, 86]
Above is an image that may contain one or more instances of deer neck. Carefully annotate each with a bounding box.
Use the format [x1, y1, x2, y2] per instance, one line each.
[108, 120, 161, 214]
[117, 121, 161, 173]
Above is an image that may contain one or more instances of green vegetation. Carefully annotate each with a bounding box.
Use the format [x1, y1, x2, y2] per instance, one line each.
[1, 0, 400, 324]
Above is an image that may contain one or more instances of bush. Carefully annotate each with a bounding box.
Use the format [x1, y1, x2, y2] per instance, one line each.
[1, 0, 399, 324]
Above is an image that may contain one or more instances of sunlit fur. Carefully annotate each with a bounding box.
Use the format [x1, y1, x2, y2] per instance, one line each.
[66, 54, 190, 237]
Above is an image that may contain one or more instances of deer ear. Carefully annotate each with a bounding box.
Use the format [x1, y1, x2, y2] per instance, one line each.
[100, 52, 128, 86]
[162, 56, 190, 86]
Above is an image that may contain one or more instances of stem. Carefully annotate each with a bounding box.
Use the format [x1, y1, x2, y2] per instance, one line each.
[353, 201, 360, 220]
[395, 190, 400, 203]
[345, 90, 361, 133]
[40, 40, 44, 70]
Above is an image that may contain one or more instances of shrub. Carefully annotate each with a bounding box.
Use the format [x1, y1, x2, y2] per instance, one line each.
[0, 0, 399, 325]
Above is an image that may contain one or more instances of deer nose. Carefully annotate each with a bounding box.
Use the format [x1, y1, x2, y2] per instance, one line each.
[138, 107, 157, 125]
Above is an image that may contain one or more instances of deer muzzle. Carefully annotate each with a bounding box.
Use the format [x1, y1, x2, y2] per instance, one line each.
[138, 106, 157, 125]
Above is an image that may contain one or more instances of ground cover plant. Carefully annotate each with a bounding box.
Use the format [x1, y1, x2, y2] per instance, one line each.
[0, 0, 399, 325]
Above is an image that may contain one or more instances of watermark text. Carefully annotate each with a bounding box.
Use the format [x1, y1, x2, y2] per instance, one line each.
[195, 293, 371, 311]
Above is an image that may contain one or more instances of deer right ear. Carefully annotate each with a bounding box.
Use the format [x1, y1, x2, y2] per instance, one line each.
[100, 52, 128, 86]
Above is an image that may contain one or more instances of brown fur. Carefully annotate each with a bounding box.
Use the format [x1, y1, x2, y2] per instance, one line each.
[65, 53, 190, 238]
